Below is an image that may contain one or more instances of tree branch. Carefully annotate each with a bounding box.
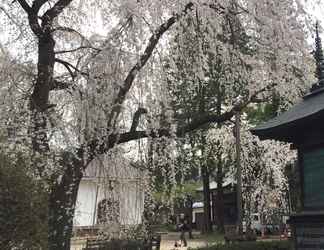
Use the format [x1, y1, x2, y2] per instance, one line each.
[42, 0, 73, 29]
[130, 108, 147, 132]
[16, 0, 31, 13]
[83, 108, 234, 166]
[54, 58, 88, 78]
[85, 81, 277, 162]
[16, 0, 43, 36]
[106, 2, 194, 127]
[50, 79, 72, 91]
[52, 26, 88, 42]
[31, 0, 48, 13]
[81, 1, 274, 165]
[55, 46, 101, 54]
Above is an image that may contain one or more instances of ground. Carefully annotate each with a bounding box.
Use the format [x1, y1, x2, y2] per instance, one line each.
[71, 230, 285, 250]
[159, 231, 286, 250]
[160, 231, 224, 250]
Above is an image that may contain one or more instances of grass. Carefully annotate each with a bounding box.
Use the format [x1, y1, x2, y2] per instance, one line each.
[192, 240, 293, 250]
[192, 231, 224, 244]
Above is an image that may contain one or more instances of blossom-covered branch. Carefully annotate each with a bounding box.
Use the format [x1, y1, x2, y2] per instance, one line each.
[106, 2, 194, 127]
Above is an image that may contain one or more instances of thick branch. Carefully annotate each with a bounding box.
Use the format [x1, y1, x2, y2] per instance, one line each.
[107, 2, 194, 127]
[17, 0, 43, 36]
[83, 109, 234, 166]
[85, 81, 276, 162]
[42, 0, 73, 30]
[32, 0, 48, 13]
[17, 0, 31, 13]
[82, 2, 274, 164]
[130, 108, 147, 132]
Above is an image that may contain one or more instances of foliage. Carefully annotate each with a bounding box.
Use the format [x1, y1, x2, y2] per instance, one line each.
[239, 125, 294, 224]
[194, 240, 293, 250]
[173, 181, 202, 200]
[152, 181, 201, 203]
[194, 231, 225, 244]
[84, 239, 151, 250]
[0, 151, 48, 250]
[0, 0, 319, 248]
[206, 119, 294, 227]
[245, 94, 281, 125]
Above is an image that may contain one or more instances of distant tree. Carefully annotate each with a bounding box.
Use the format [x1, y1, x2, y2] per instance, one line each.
[166, 2, 254, 232]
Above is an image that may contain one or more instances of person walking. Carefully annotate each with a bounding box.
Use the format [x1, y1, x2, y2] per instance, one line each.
[179, 216, 188, 247]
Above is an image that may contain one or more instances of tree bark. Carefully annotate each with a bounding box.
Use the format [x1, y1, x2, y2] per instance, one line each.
[48, 154, 83, 250]
[201, 164, 212, 233]
[215, 161, 225, 233]
[199, 74, 212, 233]
[235, 112, 243, 234]
[215, 83, 225, 233]
[30, 36, 55, 154]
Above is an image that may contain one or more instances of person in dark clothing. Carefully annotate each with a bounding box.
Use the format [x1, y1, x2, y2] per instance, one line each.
[179, 216, 188, 247]
[185, 214, 193, 239]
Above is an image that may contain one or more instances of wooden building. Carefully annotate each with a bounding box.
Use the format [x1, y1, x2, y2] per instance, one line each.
[73, 155, 146, 237]
[193, 177, 237, 231]
[251, 24, 324, 250]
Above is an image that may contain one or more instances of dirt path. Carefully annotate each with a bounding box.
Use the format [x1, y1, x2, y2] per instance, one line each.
[160, 232, 210, 250]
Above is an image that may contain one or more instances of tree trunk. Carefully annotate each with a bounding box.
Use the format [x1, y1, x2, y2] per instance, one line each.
[215, 83, 225, 233]
[235, 112, 243, 234]
[48, 157, 83, 250]
[30, 36, 55, 154]
[201, 165, 212, 233]
[215, 162, 225, 233]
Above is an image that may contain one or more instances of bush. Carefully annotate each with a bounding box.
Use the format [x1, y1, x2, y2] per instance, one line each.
[106, 239, 147, 250]
[193, 241, 293, 250]
[85, 239, 153, 250]
[0, 152, 48, 250]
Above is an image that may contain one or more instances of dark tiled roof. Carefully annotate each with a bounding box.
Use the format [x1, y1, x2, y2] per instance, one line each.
[251, 88, 324, 140]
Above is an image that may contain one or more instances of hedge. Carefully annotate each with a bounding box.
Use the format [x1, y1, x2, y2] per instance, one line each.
[193, 240, 293, 250]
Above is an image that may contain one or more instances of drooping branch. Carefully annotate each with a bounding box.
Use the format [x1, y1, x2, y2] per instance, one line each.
[83, 108, 234, 166]
[54, 58, 75, 79]
[106, 2, 194, 127]
[55, 46, 101, 55]
[81, 1, 277, 165]
[55, 58, 89, 78]
[85, 81, 276, 163]
[52, 26, 89, 43]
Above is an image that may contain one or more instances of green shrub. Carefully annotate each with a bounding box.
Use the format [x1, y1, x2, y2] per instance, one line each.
[86, 239, 151, 250]
[106, 239, 146, 250]
[193, 240, 293, 250]
[0, 151, 48, 250]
